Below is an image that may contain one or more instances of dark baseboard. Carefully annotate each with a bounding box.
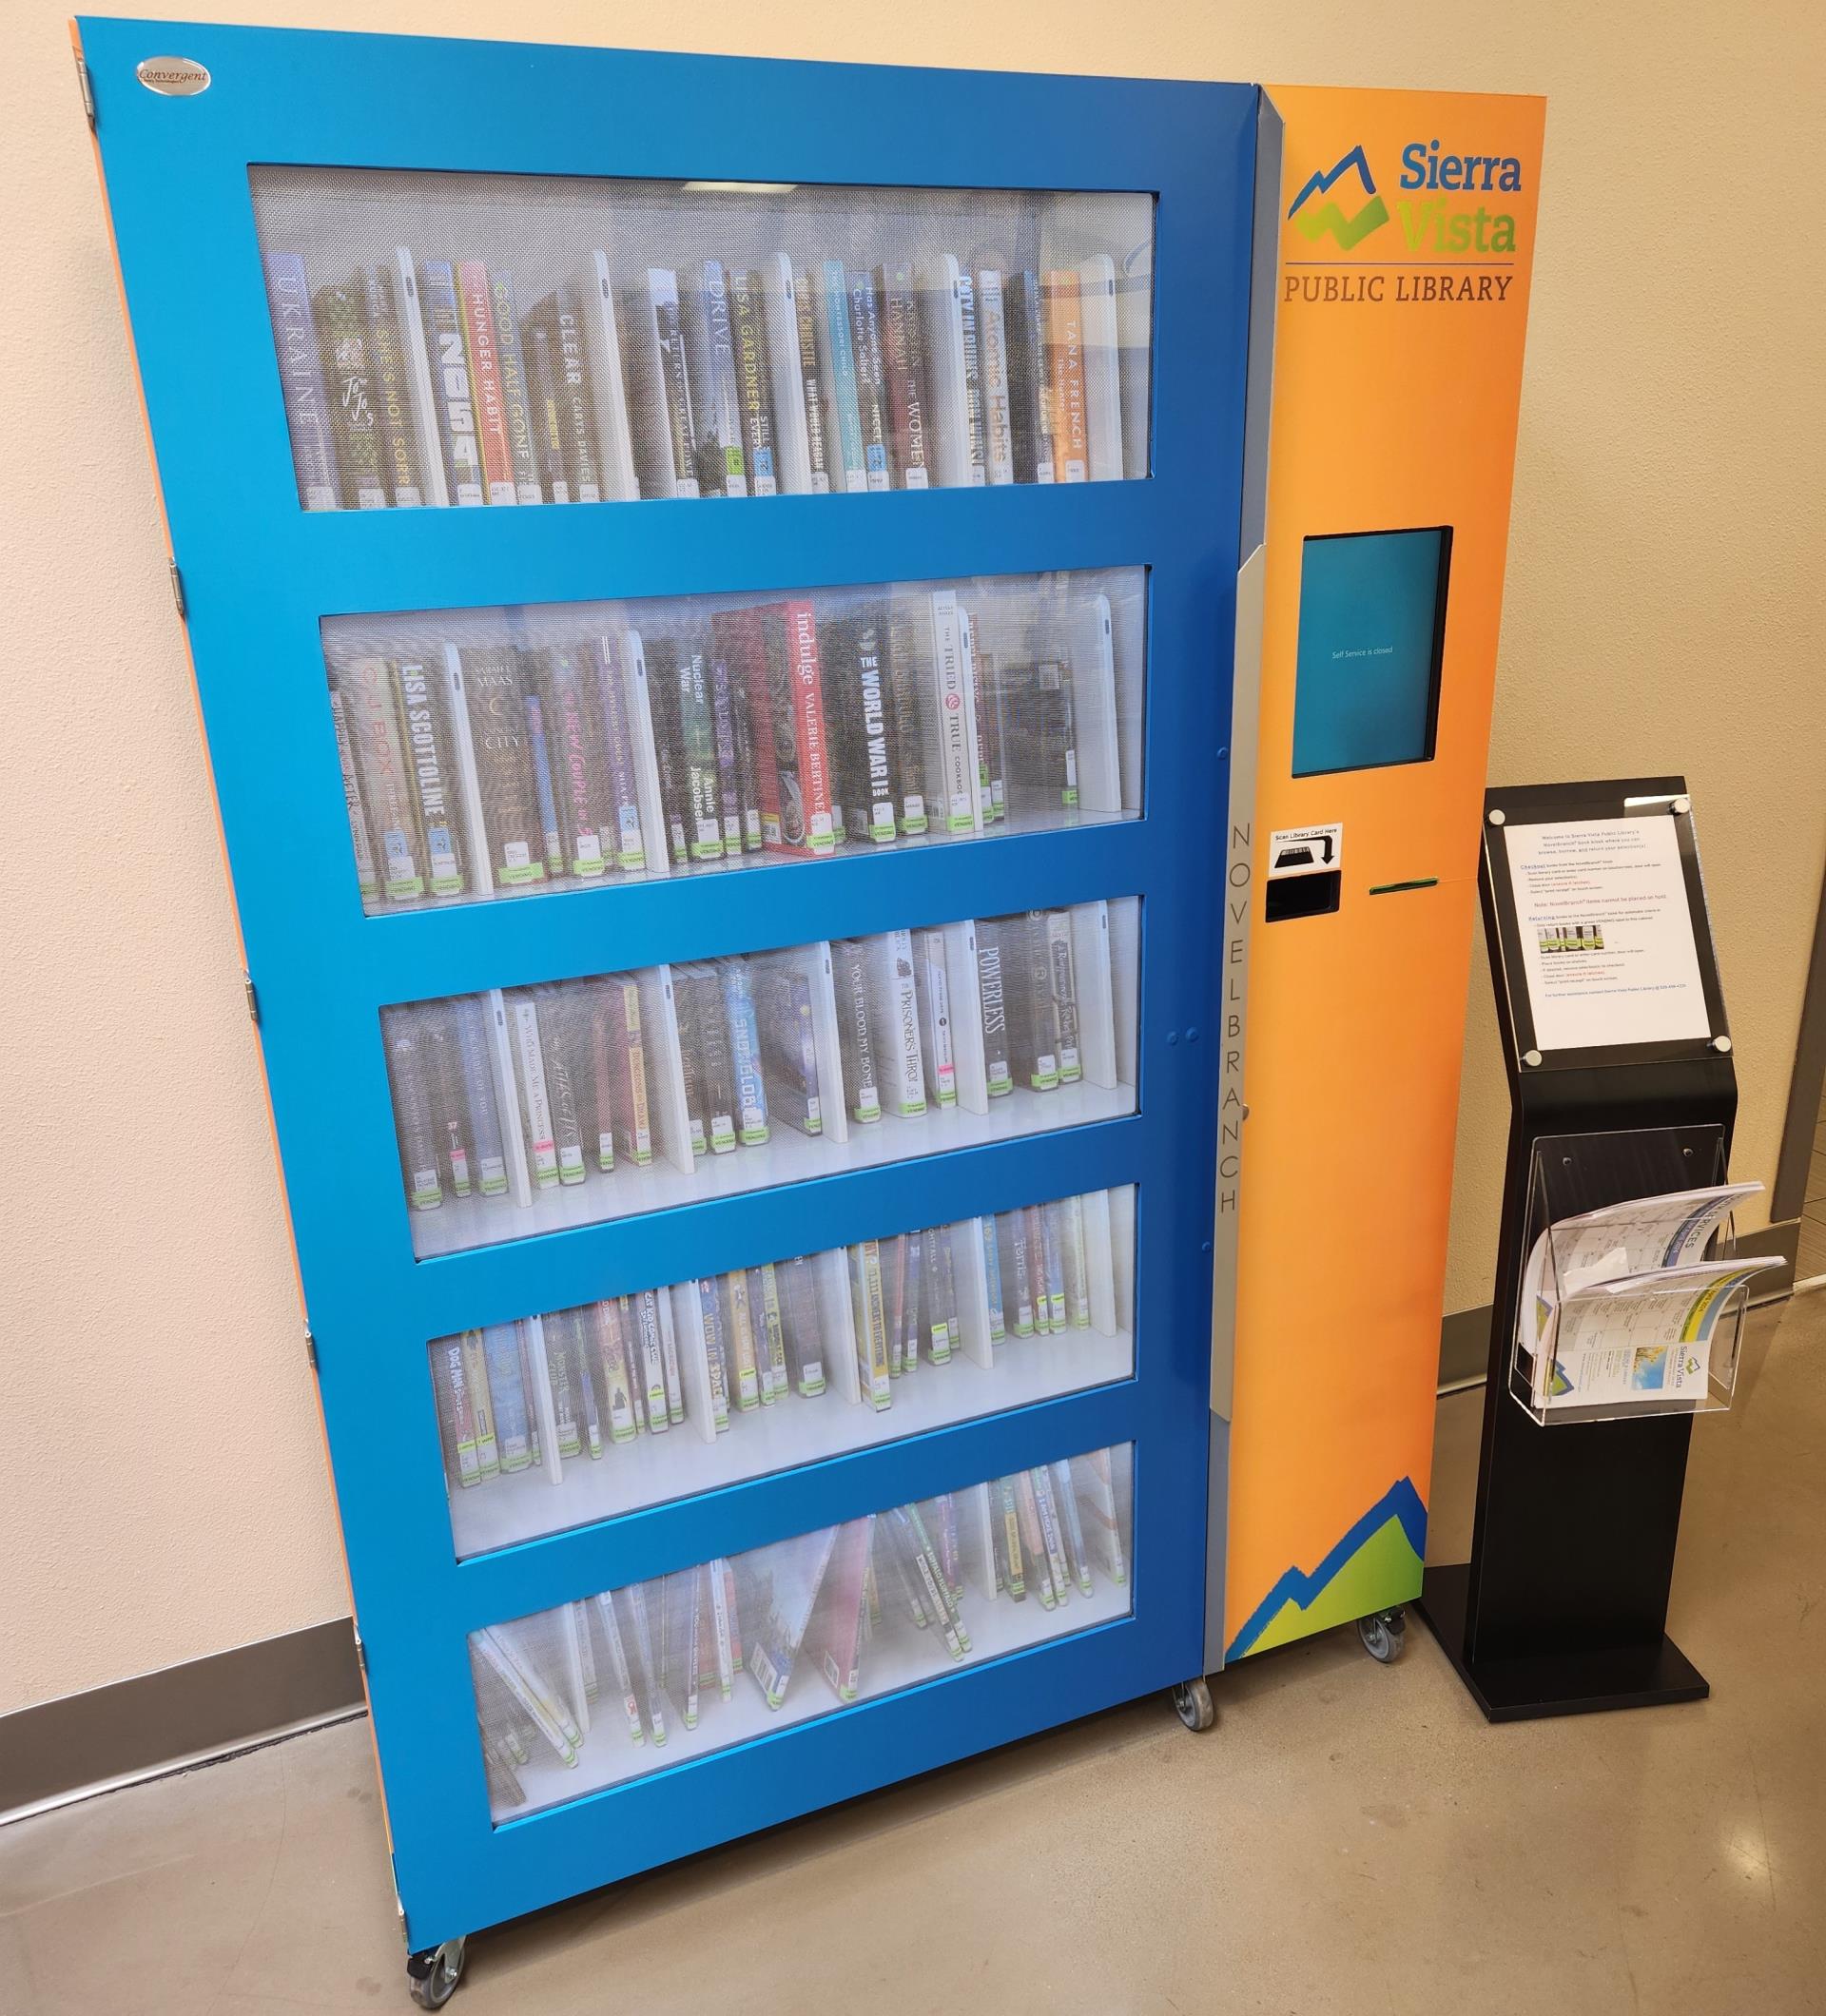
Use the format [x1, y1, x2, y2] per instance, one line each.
[1437, 1222, 1801, 1393]
[0, 1618, 363, 1824]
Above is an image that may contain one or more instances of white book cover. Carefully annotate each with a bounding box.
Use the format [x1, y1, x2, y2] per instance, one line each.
[865, 930, 925, 1117]
[925, 591, 983, 836]
[975, 270, 1015, 485]
[816, 1247, 862, 1405]
[391, 248, 451, 507]
[1078, 254, 1124, 483]
[1082, 1189, 1119, 1335]
[581, 252, 640, 500]
[942, 918, 989, 1115]
[916, 255, 970, 488]
[1071, 591, 1123, 816]
[762, 254, 822, 494]
[636, 964, 697, 1175]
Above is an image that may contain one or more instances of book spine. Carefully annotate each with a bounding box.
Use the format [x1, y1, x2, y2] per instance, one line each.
[877, 264, 930, 490]
[543, 646, 607, 878]
[655, 1291, 685, 1425]
[431, 1336, 479, 1485]
[702, 262, 747, 495]
[849, 618, 899, 844]
[313, 281, 384, 510]
[1044, 270, 1089, 483]
[690, 966, 738, 1153]
[1022, 912, 1060, 1089]
[779, 1254, 826, 1396]
[915, 930, 957, 1108]
[591, 1301, 639, 1444]
[900, 1232, 924, 1373]
[791, 266, 832, 493]
[338, 656, 424, 901]
[724, 1270, 761, 1411]
[534, 986, 588, 1186]
[730, 270, 777, 494]
[459, 649, 547, 885]
[695, 1280, 730, 1429]
[456, 260, 516, 504]
[721, 960, 770, 1146]
[262, 252, 340, 510]
[592, 1593, 645, 1741]
[846, 270, 891, 491]
[327, 688, 379, 901]
[453, 998, 508, 1196]
[1039, 1202, 1068, 1329]
[931, 1223, 959, 1360]
[818, 261, 867, 493]
[608, 977, 652, 1164]
[1015, 1473, 1057, 1607]
[420, 1006, 474, 1197]
[516, 666, 565, 879]
[1030, 1465, 1073, 1603]
[956, 270, 987, 487]
[391, 657, 464, 895]
[1047, 909, 1082, 1083]
[975, 918, 1013, 1095]
[670, 966, 709, 1157]
[674, 648, 723, 862]
[853, 1241, 892, 1409]
[624, 1584, 668, 1745]
[508, 995, 561, 1188]
[488, 270, 543, 504]
[647, 270, 700, 498]
[981, 1217, 1006, 1341]
[417, 262, 484, 505]
[835, 940, 882, 1123]
[631, 1289, 670, 1433]
[587, 633, 646, 871]
[928, 591, 977, 834]
[751, 1265, 790, 1404]
[1003, 1208, 1036, 1335]
[362, 263, 423, 507]
[537, 1315, 586, 1461]
[976, 270, 1015, 486]
[759, 967, 823, 1136]
[585, 985, 618, 1173]
[386, 1011, 442, 1210]
[1003, 270, 1054, 485]
[1052, 1457, 1095, 1593]
[875, 931, 925, 1117]
[998, 1476, 1026, 1598]
[973, 646, 1006, 824]
[707, 654, 747, 857]
[523, 318, 571, 502]
[550, 286, 602, 501]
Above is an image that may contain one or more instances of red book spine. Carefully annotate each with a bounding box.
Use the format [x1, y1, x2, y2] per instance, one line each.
[716, 606, 783, 846]
[785, 597, 835, 856]
[457, 261, 515, 502]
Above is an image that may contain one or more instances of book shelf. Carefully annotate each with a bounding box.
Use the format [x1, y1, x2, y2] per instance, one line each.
[80, 15, 1268, 1990]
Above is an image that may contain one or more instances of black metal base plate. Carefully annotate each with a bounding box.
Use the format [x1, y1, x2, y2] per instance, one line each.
[1417, 1563, 1709, 1723]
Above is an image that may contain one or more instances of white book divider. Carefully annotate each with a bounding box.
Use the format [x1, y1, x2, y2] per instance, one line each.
[942, 919, 989, 1115]
[762, 255, 816, 495]
[637, 964, 698, 1176]
[581, 252, 640, 501]
[441, 640, 496, 901]
[670, 1281, 722, 1447]
[1070, 901, 1120, 1091]
[952, 1217, 996, 1369]
[1105, 591, 1145, 815]
[1107, 897, 1139, 1086]
[1071, 591, 1123, 816]
[1081, 1190, 1118, 1336]
[1109, 1184, 1136, 1323]
[1077, 254, 1125, 484]
[392, 247, 452, 507]
[965, 1480, 1000, 1598]
[519, 1314, 567, 1484]
[552, 1605, 590, 1739]
[814, 1247, 861, 1405]
[619, 629, 673, 882]
[806, 943, 849, 1147]
[483, 987, 536, 1208]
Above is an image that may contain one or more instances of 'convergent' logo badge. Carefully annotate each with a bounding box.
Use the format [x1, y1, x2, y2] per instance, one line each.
[1286, 145, 1389, 250]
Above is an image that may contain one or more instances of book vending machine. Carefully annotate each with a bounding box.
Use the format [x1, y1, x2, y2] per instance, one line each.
[79, 18, 1272, 1993]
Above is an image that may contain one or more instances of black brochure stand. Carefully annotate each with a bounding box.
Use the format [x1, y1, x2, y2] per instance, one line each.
[1420, 777, 1737, 1720]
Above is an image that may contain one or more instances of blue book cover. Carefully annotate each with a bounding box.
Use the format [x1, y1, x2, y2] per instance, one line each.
[480, 1323, 533, 1470]
[818, 261, 866, 492]
[261, 251, 340, 509]
[721, 960, 770, 1146]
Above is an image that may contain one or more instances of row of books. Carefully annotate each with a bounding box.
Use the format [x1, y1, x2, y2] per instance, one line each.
[329, 580, 1123, 910]
[431, 1191, 1123, 1502]
[266, 241, 1136, 514]
[385, 906, 1123, 1237]
[472, 1445, 1131, 1813]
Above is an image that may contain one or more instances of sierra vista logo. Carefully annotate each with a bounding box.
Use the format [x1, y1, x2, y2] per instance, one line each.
[1289, 140, 1522, 256]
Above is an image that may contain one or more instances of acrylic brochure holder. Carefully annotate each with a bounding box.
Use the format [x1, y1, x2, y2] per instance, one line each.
[1421, 777, 1739, 1721]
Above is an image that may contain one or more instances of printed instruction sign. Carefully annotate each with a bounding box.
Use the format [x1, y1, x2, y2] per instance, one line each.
[1504, 815, 1710, 1050]
[1267, 822, 1342, 880]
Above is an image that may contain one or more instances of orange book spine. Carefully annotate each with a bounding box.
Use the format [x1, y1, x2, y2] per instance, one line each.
[457, 260, 516, 502]
[1042, 270, 1088, 483]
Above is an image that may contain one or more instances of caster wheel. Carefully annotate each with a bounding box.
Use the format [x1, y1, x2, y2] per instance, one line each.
[1357, 1608, 1407, 1665]
[1171, 1676, 1215, 1731]
[406, 1937, 467, 2009]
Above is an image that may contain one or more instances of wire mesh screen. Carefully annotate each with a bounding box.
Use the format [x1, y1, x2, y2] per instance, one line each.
[250, 165, 1154, 511]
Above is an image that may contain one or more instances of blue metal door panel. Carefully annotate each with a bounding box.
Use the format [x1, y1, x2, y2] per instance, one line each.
[79, 13, 1259, 1947]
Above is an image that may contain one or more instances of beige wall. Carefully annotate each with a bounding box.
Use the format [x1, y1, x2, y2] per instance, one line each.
[2, 1, 1819, 1716]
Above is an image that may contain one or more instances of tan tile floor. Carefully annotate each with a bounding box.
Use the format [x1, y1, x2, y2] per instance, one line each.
[2, 1291, 1822, 2016]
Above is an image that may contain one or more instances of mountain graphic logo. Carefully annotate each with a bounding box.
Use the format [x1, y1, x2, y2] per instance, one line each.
[1287, 145, 1389, 249]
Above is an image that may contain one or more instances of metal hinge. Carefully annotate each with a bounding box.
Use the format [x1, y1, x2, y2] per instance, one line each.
[168, 560, 186, 621]
[73, 50, 96, 130]
[354, 1629, 369, 1678]
[304, 1328, 318, 1372]
[243, 970, 260, 1024]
